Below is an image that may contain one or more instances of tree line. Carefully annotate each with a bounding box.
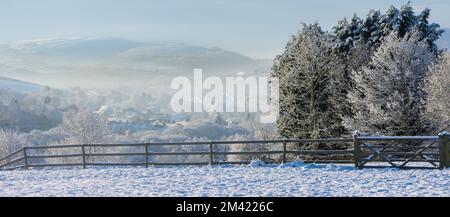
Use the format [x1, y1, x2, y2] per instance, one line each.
[272, 2, 449, 143]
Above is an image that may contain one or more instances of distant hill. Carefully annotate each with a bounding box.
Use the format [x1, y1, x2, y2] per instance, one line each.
[0, 76, 43, 93]
[4, 37, 143, 59]
[117, 43, 260, 70]
[0, 37, 268, 69]
[0, 38, 271, 91]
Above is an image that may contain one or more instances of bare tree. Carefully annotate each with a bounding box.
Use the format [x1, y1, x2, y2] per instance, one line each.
[61, 109, 110, 144]
[0, 129, 26, 158]
[60, 109, 111, 163]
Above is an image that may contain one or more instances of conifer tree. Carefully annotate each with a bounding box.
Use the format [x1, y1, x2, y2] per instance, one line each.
[272, 24, 347, 142]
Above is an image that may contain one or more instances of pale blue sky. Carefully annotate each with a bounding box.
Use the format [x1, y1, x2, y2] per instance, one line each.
[0, 0, 448, 58]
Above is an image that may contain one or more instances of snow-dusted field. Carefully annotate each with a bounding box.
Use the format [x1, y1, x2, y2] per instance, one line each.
[0, 162, 449, 197]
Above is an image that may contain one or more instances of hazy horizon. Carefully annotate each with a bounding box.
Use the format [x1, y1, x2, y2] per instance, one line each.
[1, 0, 449, 59]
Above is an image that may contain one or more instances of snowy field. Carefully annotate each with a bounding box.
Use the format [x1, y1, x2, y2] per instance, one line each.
[0, 161, 449, 197]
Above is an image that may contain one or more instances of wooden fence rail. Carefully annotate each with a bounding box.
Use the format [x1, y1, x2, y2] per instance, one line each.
[0, 133, 449, 170]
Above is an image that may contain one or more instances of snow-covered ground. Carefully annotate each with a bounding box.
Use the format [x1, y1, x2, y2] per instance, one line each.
[0, 161, 448, 197]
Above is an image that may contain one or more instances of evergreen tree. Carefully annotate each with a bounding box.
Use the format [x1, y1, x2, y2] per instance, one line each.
[379, 5, 402, 40]
[416, 8, 445, 55]
[399, 2, 416, 37]
[334, 2, 443, 54]
[272, 24, 347, 142]
[361, 10, 381, 49]
[333, 14, 363, 53]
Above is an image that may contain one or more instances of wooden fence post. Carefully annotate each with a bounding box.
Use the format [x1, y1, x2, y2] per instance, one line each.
[438, 131, 450, 169]
[81, 145, 86, 169]
[282, 140, 287, 163]
[209, 141, 214, 165]
[23, 147, 28, 169]
[145, 143, 149, 168]
[352, 130, 361, 169]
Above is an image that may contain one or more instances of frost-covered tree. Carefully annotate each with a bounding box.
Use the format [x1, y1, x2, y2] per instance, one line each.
[272, 23, 347, 141]
[346, 42, 372, 74]
[60, 109, 111, 163]
[61, 109, 110, 144]
[361, 10, 382, 49]
[333, 2, 443, 55]
[378, 5, 402, 41]
[345, 31, 435, 135]
[0, 129, 27, 158]
[416, 8, 445, 54]
[424, 54, 450, 131]
[252, 122, 278, 140]
[225, 134, 269, 162]
[398, 2, 416, 37]
[333, 14, 363, 53]
[332, 3, 444, 136]
[211, 112, 227, 126]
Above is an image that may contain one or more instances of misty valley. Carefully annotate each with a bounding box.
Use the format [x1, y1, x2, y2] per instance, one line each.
[0, 1, 450, 199]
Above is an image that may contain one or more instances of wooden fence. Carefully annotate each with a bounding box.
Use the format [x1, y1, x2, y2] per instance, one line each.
[0, 133, 449, 170]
